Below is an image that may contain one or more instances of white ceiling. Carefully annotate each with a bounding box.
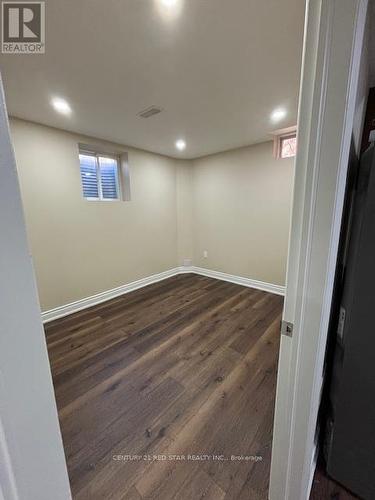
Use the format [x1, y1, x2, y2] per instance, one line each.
[0, 0, 305, 159]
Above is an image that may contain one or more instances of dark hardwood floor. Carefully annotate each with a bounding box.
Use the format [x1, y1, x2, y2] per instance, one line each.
[45, 274, 284, 499]
[310, 463, 360, 500]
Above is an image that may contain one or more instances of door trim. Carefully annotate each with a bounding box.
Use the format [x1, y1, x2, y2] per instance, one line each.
[0, 74, 72, 500]
[270, 0, 368, 498]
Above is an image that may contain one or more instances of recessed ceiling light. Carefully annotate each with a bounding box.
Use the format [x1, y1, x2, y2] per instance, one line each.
[51, 97, 72, 115]
[175, 139, 186, 151]
[270, 108, 287, 124]
[156, 0, 183, 19]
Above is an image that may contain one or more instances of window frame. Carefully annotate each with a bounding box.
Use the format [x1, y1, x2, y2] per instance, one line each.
[272, 126, 297, 160]
[279, 133, 297, 159]
[79, 149, 122, 202]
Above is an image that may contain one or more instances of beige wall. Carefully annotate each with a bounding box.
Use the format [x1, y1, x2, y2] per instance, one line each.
[10, 119, 294, 311]
[192, 142, 294, 285]
[10, 118, 178, 311]
[176, 159, 193, 266]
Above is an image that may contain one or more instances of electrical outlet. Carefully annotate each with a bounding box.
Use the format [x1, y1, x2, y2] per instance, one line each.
[203, 250, 208, 258]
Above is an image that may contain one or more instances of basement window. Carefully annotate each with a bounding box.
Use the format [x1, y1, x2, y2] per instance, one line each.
[79, 152, 121, 201]
[275, 133, 297, 159]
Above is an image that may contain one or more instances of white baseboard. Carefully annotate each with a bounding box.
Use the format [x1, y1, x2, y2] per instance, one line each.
[181, 266, 285, 296]
[42, 266, 285, 323]
[41, 267, 181, 323]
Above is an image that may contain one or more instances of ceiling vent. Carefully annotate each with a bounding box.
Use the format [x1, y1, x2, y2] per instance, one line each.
[137, 106, 163, 118]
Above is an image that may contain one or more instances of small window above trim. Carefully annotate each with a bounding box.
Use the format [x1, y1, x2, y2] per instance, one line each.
[272, 127, 297, 159]
[280, 134, 297, 159]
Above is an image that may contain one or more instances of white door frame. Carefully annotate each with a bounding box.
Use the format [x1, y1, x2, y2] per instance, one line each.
[0, 75, 72, 499]
[270, 0, 368, 499]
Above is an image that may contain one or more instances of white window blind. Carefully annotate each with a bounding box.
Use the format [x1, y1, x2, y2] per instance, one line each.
[79, 152, 120, 200]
